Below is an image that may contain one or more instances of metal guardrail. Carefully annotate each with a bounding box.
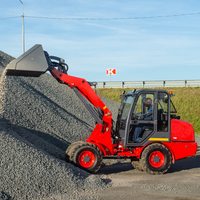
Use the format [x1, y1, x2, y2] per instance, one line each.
[95, 80, 200, 88]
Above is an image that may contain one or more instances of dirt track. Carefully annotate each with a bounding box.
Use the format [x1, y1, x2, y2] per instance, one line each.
[86, 153, 200, 200]
[81, 138, 200, 200]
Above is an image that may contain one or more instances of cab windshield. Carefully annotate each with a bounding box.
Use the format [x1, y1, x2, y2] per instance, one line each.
[120, 95, 134, 120]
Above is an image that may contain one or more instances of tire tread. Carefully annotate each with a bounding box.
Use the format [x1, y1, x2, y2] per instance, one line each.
[70, 142, 102, 173]
[140, 143, 172, 175]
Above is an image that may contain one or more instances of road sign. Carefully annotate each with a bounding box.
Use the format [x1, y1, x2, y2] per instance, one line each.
[106, 69, 116, 75]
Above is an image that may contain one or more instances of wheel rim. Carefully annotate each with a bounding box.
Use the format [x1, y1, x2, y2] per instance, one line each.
[149, 151, 165, 168]
[78, 150, 95, 168]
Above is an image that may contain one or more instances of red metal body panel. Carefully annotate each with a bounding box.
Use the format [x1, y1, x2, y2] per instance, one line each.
[86, 115, 114, 155]
[171, 119, 195, 142]
[163, 142, 197, 160]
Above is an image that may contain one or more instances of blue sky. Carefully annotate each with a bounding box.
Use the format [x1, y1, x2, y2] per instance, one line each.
[0, 0, 200, 82]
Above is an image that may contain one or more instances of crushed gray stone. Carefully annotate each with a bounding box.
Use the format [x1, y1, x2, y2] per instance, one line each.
[0, 50, 119, 200]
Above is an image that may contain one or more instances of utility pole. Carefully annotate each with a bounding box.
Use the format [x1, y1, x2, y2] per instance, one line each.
[19, 0, 25, 53]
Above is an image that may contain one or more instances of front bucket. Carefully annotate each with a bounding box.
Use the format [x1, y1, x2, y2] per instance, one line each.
[6, 44, 49, 77]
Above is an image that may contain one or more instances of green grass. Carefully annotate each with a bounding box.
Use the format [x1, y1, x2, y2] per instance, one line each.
[97, 87, 200, 135]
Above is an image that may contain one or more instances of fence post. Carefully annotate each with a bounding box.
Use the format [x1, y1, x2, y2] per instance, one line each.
[185, 80, 187, 87]
[163, 81, 165, 87]
[142, 81, 145, 88]
[121, 82, 124, 88]
[103, 82, 105, 88]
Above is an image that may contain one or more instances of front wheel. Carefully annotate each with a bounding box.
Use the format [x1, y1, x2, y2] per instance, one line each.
[140, 143, 172, 175]
[65, 141, 85, 162]
[70, 142, 102, 173]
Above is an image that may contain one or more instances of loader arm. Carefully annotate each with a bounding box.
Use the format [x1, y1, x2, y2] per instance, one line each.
[6, 44, 114, 155]
[49, 68, 114, 155]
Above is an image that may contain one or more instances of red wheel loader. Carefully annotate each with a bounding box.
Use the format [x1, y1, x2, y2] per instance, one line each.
[6, 44, 198, 174]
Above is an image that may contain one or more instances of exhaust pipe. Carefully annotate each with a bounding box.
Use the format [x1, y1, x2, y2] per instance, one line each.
[6, 44, 49, 77]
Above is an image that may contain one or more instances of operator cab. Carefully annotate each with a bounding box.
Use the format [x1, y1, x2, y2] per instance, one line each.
[115, 89, 178, 147]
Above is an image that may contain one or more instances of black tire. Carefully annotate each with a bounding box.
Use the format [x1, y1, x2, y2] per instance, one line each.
[70, 142, 102, 173]
[140, 143, 172, 175]
[131, 160, 144, 171]
[65, 141, 85, 162]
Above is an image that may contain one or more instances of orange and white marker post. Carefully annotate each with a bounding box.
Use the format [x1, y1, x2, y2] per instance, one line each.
[106, 69, 116, 81]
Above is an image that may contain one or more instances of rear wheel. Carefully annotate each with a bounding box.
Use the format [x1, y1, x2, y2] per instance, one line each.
[70, 142, 102, 173]
[140, 143, 172, 175]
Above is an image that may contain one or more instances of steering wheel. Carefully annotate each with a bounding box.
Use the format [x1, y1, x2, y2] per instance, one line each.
[132, 112, 141, 120]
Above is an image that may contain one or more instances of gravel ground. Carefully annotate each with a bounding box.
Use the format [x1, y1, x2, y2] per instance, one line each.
[0, 50, 120, 200]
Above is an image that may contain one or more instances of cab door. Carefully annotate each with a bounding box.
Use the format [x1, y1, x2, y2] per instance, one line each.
[124, 91, 156, 147]
[115, 92, 135, 145]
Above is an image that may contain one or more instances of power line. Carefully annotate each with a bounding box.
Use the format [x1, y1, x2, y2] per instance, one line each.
[1, 12, 200, 21]
[0, 16, 21, 20]
[23, 12, 200, 20]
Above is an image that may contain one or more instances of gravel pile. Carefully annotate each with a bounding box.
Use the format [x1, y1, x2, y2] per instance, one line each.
[0, 50, 120, 200]
[0, 51, 14, 116]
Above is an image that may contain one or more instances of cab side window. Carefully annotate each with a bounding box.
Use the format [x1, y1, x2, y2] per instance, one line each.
[132, 93, 154, 121]
[157, 92, 168, 132]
